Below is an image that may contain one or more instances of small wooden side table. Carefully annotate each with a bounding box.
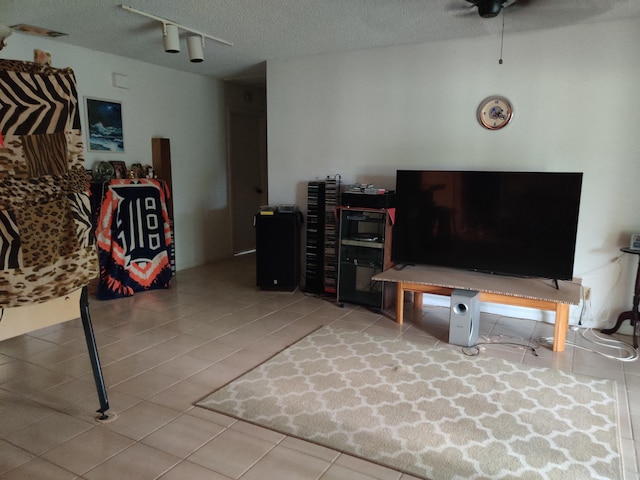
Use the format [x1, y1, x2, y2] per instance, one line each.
[372, 264, 581, 352]
[601, 247, 640, 349]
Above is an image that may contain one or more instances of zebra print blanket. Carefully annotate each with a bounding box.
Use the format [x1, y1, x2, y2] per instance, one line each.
[0, 60, 98, 308]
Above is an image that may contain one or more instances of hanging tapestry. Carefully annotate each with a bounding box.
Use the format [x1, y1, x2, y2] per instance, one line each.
[0, 60, 99, 308]
[95, 179, 172, 299]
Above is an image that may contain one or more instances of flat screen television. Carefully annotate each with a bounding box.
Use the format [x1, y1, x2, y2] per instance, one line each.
[392, 170, 583, 281]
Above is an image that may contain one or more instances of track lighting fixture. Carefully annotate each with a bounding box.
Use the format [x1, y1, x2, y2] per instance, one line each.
[187, 35, 204, 62]
[163, 24, 180, 53]
[120, 4, 232, 64]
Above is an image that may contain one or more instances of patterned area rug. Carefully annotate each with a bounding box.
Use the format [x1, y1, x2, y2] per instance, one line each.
[196, 326, 622, 480]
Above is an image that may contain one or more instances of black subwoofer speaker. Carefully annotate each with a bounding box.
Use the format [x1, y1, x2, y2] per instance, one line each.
[255, 211, 302, 291]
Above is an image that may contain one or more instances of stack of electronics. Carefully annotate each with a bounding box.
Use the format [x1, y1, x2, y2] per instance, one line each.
[341, 184, 395, 209]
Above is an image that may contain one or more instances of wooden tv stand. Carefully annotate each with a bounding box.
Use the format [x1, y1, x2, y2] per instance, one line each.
[372, 265, 581, 352]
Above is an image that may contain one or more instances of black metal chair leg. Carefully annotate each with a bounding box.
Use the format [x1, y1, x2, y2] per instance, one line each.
[601, 248, 640, 350]
[600, 310, 632, 336]
[601, 311, 639, 350]
[79, 286, 110, 419]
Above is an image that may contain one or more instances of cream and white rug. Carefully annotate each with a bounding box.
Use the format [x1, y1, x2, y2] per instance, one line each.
[196, 325, 622, 480]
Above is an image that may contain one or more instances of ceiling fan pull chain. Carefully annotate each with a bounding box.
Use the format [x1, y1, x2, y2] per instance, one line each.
[499, 8, 505, 64]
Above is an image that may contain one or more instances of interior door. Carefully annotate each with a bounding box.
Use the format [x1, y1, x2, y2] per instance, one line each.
[229, 111, 267, 254]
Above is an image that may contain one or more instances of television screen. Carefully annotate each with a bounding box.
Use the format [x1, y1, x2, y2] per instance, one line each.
[392, 170, 583, 281]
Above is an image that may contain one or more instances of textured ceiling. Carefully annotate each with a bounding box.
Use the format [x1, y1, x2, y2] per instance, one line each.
[2, 0, 639, 84]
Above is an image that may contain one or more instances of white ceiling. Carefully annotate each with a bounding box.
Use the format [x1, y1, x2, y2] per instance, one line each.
[2, 0, 639, 85]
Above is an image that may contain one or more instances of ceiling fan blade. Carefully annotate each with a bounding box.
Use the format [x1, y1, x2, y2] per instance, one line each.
[504, 0, 534, 12]
[503, 0, 522, 9]
[447, 0, 478, 15]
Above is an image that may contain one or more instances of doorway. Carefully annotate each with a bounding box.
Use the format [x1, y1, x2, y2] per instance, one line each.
[226, 83, 267, 254]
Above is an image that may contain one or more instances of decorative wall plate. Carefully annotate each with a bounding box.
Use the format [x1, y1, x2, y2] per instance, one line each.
[477, 96, 513, 130]
[93, 161, 114, 181]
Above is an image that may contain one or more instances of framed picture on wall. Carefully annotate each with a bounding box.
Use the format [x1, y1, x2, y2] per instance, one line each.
[85, 97, 124, 153]
[109, 161, 127, 179]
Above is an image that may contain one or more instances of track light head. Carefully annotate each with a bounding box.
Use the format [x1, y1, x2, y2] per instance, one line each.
[163, 23, 180, 53]
[187, 35, 204, 62]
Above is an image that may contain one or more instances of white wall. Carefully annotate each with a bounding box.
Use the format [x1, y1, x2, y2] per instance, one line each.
[1, 33, 231, 270]
[267, 19, 640, 328]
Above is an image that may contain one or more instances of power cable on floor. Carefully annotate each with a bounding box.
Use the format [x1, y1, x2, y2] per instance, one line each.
[462, 335, 538, 357]
[463, 341, 538, 357]
[537, 328, 638, 362]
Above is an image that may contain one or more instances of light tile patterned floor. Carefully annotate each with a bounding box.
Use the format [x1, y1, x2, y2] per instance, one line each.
[0, 254, 638, 479]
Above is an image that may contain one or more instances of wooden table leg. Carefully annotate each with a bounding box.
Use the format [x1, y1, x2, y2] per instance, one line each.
[553, 303, 569, 352]
[396, 282, 404, 325]
[414, 292, 423, 309]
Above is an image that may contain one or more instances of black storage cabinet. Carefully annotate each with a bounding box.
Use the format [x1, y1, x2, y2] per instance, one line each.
[255, 210, 302, 291]
[337, 207, 394, 309]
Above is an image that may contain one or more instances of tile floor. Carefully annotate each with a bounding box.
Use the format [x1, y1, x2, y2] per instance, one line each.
[0, 253, 638, 480]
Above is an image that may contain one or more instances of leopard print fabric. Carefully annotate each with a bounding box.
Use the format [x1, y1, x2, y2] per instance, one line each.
[0, 60, 98, 308]
[0, 59, 73, 76]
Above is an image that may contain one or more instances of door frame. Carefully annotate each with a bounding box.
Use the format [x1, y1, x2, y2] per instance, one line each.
[225, 83, 268, 255]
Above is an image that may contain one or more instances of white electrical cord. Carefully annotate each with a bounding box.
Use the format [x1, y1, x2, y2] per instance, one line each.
[537, 328, 638, 362]
[575, 254, 624, 326]
[462, 334, 539, 357]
